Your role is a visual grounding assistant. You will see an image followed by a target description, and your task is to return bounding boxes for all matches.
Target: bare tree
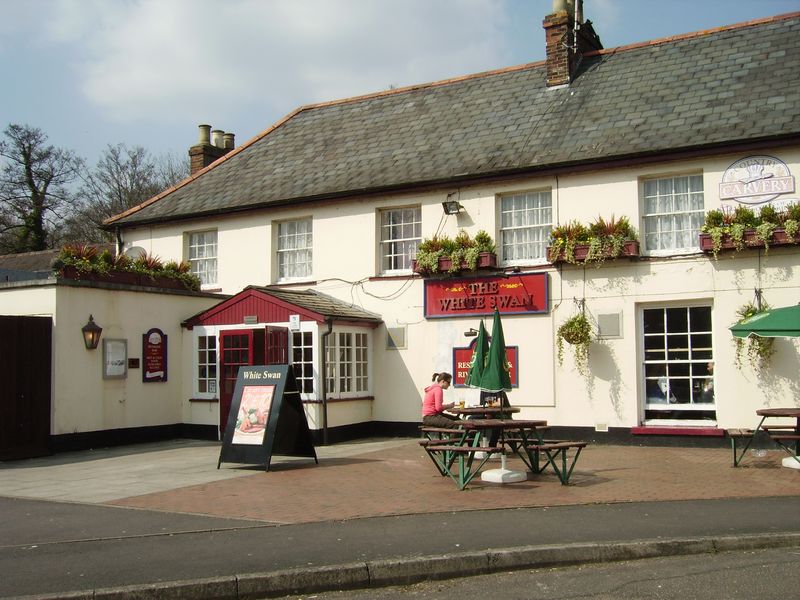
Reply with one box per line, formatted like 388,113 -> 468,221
65,144 -> 189,243
0,124 -> 83,253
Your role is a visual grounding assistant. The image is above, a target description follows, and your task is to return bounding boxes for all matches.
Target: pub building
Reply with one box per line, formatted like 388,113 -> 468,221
2,3 -> 799,457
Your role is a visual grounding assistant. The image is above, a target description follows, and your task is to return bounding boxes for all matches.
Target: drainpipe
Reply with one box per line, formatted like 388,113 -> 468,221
320,317 -> 334,445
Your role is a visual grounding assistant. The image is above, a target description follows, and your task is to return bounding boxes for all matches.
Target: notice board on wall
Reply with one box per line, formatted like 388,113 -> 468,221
217,365 -> 318,471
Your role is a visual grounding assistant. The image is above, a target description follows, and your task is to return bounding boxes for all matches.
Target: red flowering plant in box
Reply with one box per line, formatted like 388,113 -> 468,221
548,215 -> 639,266
700,202 -> 800,259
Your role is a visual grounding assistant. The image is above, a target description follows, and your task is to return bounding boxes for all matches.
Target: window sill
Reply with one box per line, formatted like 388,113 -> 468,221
200,286 -> 222,293
369,273 -> 417,281
189,397 -> 219,403
633,425 -> 723,436
273,279 -> 318,287
303,396 -> 374,404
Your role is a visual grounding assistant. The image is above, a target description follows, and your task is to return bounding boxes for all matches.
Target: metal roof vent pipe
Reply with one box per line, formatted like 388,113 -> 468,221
223,132 -> 235,150
211,129 -> 225,148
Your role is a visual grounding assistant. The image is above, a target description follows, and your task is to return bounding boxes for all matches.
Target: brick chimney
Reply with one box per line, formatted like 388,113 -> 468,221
188,124 -> 234,175
543,0 -> 602,87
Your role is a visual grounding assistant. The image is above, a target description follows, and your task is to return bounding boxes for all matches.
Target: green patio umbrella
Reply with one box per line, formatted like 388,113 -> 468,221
730,304 -> 800,338
464,320 -> 489,388
479,309 -> 512,393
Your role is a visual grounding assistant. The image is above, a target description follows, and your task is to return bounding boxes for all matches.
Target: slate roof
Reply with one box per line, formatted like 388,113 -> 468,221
251,286 -> 383,323
108,14 -> 800,227
0,249 -> 61,275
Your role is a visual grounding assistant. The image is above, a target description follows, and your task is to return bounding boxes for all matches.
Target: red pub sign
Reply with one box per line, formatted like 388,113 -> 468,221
142,328 -> 168,383
423,272 -> 549,319
452,343 -> 518,388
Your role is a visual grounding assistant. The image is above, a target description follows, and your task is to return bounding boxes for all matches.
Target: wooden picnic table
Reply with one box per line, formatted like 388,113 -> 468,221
420,418 -> 587,488
729,407 -> 800,467
449,406 -> 521,419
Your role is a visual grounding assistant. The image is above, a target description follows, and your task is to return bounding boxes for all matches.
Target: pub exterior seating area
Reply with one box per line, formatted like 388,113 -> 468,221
2,4 -> 799,466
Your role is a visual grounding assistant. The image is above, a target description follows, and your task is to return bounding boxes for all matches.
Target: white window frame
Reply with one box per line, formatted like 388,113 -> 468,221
641,304 -> 716,426
499,190 -> 552,266
193,327 -> 218,399
277,218 -> 313,282
379,206 -> 421,274
641,174 -> 705,255
291,328 -> 316,398
187,230 -> 218,289
325,328 -> 372,399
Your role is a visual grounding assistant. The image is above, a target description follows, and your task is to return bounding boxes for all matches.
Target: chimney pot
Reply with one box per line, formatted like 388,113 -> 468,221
211,129 -> 225,148
552,0 -> 571,14
543,0 -> 599,87
198,124 -> 211,145
223,132 -> 235,150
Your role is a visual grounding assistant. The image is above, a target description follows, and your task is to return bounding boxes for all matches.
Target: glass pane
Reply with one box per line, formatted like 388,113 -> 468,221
643,309 -> 664,334
689,307 -> 711,331
645,363 -> 666,377
669,379 -> 690,403
666,308 -> 688,333
666,334 -> 689,360
644,336 -> 665,360
669,363 -> 690,377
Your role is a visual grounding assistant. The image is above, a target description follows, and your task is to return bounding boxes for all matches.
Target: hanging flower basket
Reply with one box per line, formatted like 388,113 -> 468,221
556,312 -> 593,376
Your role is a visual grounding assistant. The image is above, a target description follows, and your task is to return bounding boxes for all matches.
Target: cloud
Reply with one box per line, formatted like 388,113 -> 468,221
40,0 -> 510,126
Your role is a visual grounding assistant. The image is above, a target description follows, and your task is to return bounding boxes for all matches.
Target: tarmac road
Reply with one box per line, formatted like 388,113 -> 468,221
2,495 -> 800,598
276,546 -> 800,600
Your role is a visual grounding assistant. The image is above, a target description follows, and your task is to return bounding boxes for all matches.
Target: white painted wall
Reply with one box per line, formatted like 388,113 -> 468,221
1,282 -> 218,436
114,145 -> 800,431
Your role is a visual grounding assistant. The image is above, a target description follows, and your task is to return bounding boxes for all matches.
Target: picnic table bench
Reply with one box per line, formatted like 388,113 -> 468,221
423,444 -> 506,490
419,418 -> 589,489
729,408 -> 800,467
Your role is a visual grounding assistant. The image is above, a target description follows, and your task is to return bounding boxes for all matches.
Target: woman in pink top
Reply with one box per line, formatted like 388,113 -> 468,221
422,372 -> 461,429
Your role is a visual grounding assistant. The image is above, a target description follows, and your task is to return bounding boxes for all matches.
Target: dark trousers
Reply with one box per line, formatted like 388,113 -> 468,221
422,413 -> 462,429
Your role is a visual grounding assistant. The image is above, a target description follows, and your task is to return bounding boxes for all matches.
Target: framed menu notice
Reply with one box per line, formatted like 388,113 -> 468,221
218,365 -> 318,471
103,339 -> 127,379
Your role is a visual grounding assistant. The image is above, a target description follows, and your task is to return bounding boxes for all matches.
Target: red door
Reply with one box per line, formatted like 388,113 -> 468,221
265,326 -> 289,364
219,330 -> 253,436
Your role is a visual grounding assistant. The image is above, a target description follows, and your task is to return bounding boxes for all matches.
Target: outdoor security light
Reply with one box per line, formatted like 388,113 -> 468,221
442,200 -> 464,215
464,328 -> 479,337
82,315 -> 102,350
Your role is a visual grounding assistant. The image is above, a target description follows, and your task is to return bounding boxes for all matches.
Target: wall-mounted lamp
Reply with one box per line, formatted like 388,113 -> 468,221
442,200 -> 464,215
81,315 -> 102,350
464,328 -> 479,337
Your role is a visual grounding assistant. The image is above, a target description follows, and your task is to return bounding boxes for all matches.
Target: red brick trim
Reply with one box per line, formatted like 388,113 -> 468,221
632,426 -> 724,437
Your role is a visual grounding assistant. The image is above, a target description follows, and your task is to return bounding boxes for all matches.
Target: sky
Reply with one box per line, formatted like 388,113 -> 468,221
1,0 -> 798,167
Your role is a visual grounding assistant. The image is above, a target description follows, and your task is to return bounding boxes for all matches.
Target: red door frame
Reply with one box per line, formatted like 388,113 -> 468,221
217,327 -> 290,437
219,329 -> 253,436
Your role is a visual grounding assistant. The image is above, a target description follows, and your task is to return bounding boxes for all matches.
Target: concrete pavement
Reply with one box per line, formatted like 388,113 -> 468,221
0,438 -> 798,598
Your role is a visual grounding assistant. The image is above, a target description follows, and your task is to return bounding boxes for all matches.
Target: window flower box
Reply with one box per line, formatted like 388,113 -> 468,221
412,251 -> 497,275
59,265 -> 141,286
54,245 -> 201,291
700,204 -> 800,259
411,230 -> 497,276
698,228 -> 800,254
59,265 -> 191,290
547,239 -> 640,265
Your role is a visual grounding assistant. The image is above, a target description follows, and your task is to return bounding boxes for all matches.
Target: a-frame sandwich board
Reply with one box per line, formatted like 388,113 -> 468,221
218,365 -> 318,470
